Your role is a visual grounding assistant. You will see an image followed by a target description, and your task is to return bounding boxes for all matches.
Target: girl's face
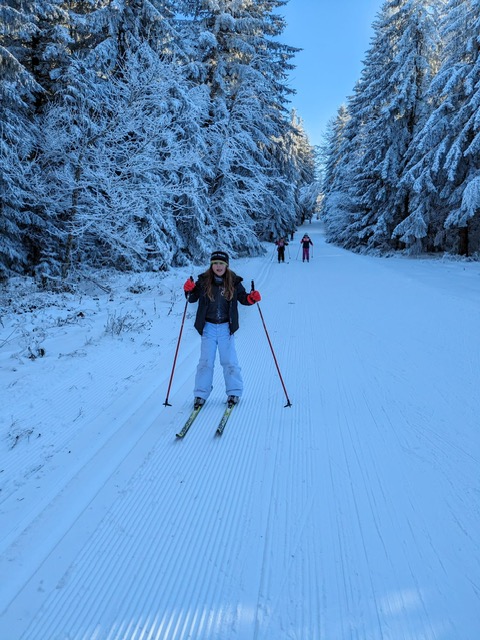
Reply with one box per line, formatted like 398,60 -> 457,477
211,261 -> 227,277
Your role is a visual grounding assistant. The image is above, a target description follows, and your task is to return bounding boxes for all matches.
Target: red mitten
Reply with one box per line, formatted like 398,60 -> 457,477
183,278 -> 195,292
247,290 -> 261,304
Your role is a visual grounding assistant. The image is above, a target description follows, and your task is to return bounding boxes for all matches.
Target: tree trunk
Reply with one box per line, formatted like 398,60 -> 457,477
458,226 -> 469,257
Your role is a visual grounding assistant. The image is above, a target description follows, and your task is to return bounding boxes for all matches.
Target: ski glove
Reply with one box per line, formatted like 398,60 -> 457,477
183,278 -> 195,293
247,290 -> 261,304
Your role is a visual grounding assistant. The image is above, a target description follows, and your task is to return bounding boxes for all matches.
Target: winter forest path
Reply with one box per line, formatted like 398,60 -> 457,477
1,221 -> 479,639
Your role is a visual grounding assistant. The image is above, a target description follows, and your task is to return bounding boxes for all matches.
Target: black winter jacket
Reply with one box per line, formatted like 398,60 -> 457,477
188,272 -> 251,335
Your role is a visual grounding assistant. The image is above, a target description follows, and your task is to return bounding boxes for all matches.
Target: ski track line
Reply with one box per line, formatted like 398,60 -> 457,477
250,258 -> 332,638
2,224 -> 480,639
0,389 -> 188,637
0,333 -> 199,554
0,296 -> 200,524
314,252 -> 433,638
325,269 -> 478,638
6,256 -> 279,640
17,384 -> 279,637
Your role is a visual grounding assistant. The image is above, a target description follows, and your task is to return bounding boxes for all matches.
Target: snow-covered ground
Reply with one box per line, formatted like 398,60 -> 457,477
1,222 -> 479,639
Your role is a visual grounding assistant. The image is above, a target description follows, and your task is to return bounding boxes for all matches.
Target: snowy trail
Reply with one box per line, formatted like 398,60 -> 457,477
1,222 -> 479,639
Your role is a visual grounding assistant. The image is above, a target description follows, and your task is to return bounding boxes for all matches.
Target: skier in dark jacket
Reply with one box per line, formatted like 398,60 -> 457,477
300,234 -> 313,262
275,237 -> 288,263
183,250 -> 261,409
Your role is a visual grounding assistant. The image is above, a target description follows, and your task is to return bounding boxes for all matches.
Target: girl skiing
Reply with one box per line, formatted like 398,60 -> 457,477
275,237 -> 288,263
183,251 -> 261,409
300,234 -> 313,262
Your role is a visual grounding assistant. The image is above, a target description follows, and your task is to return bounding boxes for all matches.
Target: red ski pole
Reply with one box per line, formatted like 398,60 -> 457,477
251,280 -> 292,407
163,277 -> 193,406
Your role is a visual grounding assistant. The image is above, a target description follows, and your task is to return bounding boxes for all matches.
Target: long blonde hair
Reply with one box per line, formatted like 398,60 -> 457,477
202,266 -> 235,301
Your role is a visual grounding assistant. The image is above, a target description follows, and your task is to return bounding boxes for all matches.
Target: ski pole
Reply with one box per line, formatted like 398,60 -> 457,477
251,280 -> 292,407
295,245 -> 301,260
163,277 -> 193,406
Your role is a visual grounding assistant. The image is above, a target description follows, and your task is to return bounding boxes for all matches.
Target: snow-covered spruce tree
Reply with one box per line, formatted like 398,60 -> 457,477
77,0 -> 215,269
320,9 -> 395,251
0,0 -> 127,279
442,0 -> 480,256
67,0 -> 221,268
32,61 -> 114,278
30,0 -> 210,275
320,105 -> 359,244
25,1 -> 73,109
250,42 -> 317,242
177,0 -> 301,260
320,106 -> 349,201
284,110 -> 319,227
347,0 -> 439,252
322,72 -> 389,251
399,0 -> 480,256
256,121 -> 293,240
392,0 -> 465,255
0,1 -> 44,278
321,0 -> 440,253
91,0 -> 181,73
34,47 -> 209,275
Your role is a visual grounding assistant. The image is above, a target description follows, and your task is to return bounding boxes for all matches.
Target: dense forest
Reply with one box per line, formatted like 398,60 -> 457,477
1,0 -> 318,282
320,0 -> 480,258
2,0 -> 480,287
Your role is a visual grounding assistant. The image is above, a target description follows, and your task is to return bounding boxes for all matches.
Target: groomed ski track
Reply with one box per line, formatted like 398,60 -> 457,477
1,222 -> 479,639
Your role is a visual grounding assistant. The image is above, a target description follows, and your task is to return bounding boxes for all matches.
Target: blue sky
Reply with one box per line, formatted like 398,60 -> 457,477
279,0 -> 384,147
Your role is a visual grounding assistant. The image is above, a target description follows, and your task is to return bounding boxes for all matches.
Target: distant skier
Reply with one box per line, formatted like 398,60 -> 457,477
275,237 -> 288,263
300,234 -> 313,262
183,251 -> 261,409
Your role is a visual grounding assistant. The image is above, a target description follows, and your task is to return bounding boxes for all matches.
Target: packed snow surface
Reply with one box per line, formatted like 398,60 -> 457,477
1,222 -> 479,639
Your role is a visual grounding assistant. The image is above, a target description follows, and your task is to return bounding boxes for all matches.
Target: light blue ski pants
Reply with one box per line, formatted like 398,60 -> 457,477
194,322 -> 243,400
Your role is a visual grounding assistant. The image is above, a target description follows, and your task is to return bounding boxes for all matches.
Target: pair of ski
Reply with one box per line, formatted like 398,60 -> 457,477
176,401 -> 236,438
